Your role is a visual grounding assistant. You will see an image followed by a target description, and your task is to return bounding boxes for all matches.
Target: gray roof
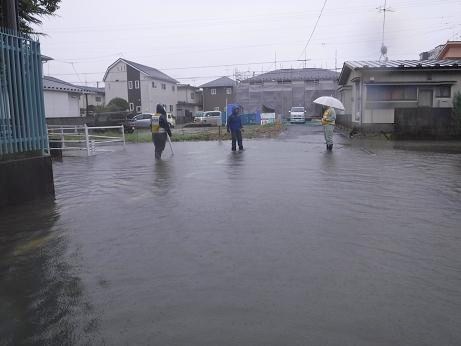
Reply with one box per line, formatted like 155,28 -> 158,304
122,59 -> 178,84
78,86 -> 105,94
200,76 -> 235,88
339,59 -> 461,85
43,76 -> 84,93
241,68 -> 339,83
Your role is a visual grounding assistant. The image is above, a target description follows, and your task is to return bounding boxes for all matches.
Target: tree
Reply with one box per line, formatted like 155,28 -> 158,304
0,0 -> 61,34
106,98 -> 129,112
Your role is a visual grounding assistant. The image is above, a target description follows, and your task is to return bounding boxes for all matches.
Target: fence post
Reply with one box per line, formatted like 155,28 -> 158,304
60,127 -> 65,148
84,124 -> 90,156
121,125 -> 126,148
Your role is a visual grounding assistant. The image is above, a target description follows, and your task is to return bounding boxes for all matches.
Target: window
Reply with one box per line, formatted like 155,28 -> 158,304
135,80 -> 140,89
161,83 -> 166,90
436,85 -> 451,98
136,106 -> 141,112
172,85 -> 175,91
169,105 -> 174,112
95,96 -> 102,102
211,88 -> 217,95
152,81 -> 156,88
191,92 -> 195,99
128,81 -> 133,89
214,107 -> 220,111
129,103 -> 134,111
367,85 -> 417,101
226,88 -> 232,95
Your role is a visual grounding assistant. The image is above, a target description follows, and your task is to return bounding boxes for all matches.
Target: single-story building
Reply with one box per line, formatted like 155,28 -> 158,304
337,59 -> 461,134
43,76 -> 84,118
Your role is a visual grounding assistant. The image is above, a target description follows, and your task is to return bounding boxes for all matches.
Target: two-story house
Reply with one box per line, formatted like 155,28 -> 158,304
177,84 -> 202,123
200,76 -> 236,112
103,58 -> 178,114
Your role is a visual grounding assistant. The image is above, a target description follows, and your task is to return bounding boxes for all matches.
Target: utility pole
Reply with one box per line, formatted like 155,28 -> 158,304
2,0 -> 19,31
335,49 -> 338,71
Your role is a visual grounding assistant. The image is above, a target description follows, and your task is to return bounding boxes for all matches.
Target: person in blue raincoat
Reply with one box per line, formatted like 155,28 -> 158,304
321,105 -> 336,151
226,106 -> 244,151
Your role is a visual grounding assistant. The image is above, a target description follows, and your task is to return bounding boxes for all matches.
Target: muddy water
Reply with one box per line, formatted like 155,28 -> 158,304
1,127 -> 461,345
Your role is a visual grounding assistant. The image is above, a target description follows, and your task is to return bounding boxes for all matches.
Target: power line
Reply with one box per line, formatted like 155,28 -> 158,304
297,0 -> 327,63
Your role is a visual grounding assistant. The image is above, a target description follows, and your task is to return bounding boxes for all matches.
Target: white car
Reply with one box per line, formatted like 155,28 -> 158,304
289,107 -> 306,124
194,111 -> 222,125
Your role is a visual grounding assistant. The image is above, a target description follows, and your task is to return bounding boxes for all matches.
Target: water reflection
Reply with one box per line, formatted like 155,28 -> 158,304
0,201 -> 100,345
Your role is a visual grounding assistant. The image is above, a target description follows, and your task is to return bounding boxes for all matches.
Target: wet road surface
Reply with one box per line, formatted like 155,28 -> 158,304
1,124 -> 461,345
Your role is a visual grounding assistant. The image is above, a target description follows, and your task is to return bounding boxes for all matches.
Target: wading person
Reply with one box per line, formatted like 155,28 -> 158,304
226,106 -> 244,151
321,105 -> 336,151
151,104 -> 172,159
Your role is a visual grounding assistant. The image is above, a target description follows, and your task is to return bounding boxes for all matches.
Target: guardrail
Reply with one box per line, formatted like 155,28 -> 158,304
47,124 -> 125,156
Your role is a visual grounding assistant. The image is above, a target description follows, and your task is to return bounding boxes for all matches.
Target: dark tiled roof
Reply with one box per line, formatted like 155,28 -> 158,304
123,59 -> 178,84
241,68 -> 339,83
200,76 -> 236,88
43,76 -> 84,93
339,59 -> 461,85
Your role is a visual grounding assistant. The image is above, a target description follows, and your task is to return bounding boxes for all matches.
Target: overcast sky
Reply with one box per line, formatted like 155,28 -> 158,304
36,0 -> 461,87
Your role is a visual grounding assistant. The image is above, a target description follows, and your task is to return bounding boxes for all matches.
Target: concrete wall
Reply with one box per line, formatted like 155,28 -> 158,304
236,80 -> 337,116
44,91 -> 81,118
0,156 -> 55,208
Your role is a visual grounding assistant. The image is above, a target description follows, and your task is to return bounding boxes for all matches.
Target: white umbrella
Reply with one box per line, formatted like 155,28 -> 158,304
313,96 -> 345,111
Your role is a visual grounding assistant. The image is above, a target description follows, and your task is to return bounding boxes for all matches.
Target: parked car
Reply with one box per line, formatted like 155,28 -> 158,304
194,111 -> 222,125
127,112 -> 176,130
289,107 -> 306,124
127,113 -> 153,129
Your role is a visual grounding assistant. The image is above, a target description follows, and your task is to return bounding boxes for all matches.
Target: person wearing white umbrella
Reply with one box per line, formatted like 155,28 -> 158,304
314,96 -> 344,151
321,105 -> 336,151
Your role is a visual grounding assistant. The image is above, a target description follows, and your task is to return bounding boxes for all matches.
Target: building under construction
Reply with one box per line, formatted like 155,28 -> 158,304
235,68 -> 339,116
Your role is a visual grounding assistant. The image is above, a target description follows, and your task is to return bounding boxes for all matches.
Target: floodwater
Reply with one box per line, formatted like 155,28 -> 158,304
1,124 -> 461,345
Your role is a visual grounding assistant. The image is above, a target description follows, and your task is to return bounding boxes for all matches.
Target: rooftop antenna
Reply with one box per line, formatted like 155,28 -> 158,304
377,0 -> 394,62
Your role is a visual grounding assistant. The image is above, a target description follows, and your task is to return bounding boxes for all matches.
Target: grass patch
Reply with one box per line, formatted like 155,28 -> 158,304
122,123 -> 285,143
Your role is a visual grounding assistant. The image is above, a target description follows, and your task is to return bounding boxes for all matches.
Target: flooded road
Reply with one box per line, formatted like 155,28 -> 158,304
1,124 -> 461,345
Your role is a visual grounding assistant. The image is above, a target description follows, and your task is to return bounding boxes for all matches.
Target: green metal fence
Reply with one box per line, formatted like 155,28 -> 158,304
0,28 -> 48,157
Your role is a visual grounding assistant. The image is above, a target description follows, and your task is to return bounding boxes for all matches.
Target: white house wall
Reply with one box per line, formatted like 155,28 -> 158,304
79,93 -> 105,110
44,91 -> 80,118
140,74 -> 178,114
105,61 -> 128,104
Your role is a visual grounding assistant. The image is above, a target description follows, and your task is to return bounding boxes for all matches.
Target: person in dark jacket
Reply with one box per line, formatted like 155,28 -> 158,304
151,104 -> 172,159
226,106 -> 243,151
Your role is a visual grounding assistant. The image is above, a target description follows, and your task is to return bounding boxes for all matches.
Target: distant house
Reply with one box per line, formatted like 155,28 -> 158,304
103,58 -> 178,114
337,59 -> 461,134
78,86 -> 105,112
420,41 -> 461,60
200,77 -> 235,112
177,84 -> 202,123
236,68 -> 339,116
43,76 -> 83,118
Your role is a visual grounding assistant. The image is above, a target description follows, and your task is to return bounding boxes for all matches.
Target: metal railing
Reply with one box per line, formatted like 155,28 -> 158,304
47,124 -> 125,156
0,28 -> 48,157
